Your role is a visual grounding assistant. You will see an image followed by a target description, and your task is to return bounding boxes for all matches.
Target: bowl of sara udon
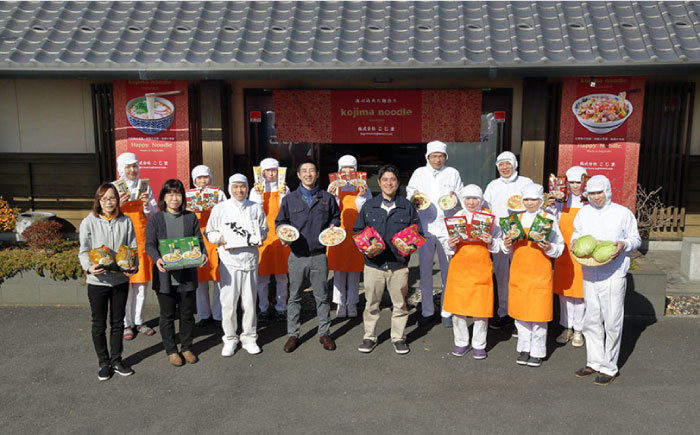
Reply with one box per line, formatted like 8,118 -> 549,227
126,96 -> 175,135
571,93 -> 633,134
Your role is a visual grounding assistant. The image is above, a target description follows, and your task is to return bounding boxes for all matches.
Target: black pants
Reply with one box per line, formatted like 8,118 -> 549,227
156,290 -> 196,355
87,283 -> 129,367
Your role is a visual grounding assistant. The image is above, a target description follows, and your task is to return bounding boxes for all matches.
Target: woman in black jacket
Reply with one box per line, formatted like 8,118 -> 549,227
145,179 -> 208,366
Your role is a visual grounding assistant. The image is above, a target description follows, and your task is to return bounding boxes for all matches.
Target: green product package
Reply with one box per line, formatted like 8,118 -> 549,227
528,214 -> 554,242
499,214 -> 526,241
158,237 -> 204,270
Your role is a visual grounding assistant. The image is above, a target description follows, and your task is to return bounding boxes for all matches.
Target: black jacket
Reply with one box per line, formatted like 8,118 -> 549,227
145,210 -> 205,294
353,194 -> 424,270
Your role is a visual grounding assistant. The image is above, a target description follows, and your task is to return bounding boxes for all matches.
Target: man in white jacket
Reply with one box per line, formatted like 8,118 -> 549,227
205,174 -> 268,357
406,140 -> 463,327
483,151 -> 533,330
571,175 -> 641,386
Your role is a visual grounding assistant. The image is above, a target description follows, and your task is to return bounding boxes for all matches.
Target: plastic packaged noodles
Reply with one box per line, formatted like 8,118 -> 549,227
528,214 -> 554,242
391,224 -> 426,257
499,214 -> 526,241
353,226 -> 385,258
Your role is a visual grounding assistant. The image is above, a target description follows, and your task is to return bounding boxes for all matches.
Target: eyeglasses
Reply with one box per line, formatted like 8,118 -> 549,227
100,197 -> 117,203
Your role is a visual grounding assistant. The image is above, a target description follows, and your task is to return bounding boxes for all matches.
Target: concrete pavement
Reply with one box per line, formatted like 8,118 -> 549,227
0,305 -> 699,435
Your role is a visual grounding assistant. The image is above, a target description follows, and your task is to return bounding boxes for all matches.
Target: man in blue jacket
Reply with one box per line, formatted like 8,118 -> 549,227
353,164 -> 424,355
276,159 -> 341,353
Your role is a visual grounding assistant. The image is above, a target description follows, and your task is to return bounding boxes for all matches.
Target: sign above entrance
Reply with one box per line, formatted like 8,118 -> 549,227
273,89 -> 481,144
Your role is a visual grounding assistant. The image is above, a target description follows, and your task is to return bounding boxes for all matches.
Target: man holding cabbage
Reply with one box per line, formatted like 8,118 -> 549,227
570,175 -> 640,386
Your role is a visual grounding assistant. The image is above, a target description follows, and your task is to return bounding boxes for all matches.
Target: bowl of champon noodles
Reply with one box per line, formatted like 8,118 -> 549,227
572,93 -> 633,134
126,96 -> 175,135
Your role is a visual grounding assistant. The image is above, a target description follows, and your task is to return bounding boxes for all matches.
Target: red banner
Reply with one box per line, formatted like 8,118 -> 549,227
274,89 -> 481,144
114,80 -> 189,194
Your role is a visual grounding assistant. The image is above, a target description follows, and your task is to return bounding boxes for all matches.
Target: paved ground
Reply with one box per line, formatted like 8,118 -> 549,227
1,305 -> 698,435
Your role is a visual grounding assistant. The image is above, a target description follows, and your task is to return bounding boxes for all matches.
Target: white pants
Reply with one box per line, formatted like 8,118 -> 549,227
257,274 -> 288,313
219,266 -> 258,345
559,295 -> 585,331
419,234 -> 450,317
583,277 -> 626,377
515,320 -> 547,358
332,271 -> 360,306
124,282 -> 147,328
453,315 -> 488,350
196,281 -> 222,321
492,252 -> 513,318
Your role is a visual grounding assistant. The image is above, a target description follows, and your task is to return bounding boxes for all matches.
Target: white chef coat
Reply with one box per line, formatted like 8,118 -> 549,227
406,164 -> 463,236
503,210 -> 565,259
483,173 -> 533,219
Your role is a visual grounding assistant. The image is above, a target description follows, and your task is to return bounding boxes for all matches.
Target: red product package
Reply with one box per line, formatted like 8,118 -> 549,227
391,224 -> 426,257
467,211 -> 495,241
548,173 -> 569,201
353,226 -> 386,258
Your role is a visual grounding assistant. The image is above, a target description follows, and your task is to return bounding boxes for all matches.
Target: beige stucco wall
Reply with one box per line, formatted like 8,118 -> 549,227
0,79 -> 95,153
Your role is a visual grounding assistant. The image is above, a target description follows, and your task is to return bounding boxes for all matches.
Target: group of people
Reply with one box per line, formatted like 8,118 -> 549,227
78,141 -> 640,387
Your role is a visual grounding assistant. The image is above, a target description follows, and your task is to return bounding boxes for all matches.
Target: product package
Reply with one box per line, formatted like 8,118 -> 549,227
353,226 -> 386,258
444,216 -> 469,240
468,211 -> 495,241
88,245 -> 115,268
136,178 -> 150,197
253,166 -> 263,192
186,187 -> 223,212
158,237 -> 204,270
499,213 -> 526,241
548,174 -> 568,201
581,174 -> 590,200
115,244 -> 137,271
391,224 -> 426,257
277,167 -> 287,192
112,179 -> 130,197
528,214 -> 554,242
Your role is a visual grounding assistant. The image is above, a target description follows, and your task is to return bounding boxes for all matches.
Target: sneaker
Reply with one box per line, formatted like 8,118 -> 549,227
258,311 -> 271,323
97,365 -> 112,381
451,345 -> 472,357
516,351 -> 530,365
555,328 -> 574,345
123,327 -> 134,340
416,314 -> 435,328
574,366 -> 598,378
392,340 -> 410,355
242,342 -> 262,355
336,304 -> 347,319
489,315 -> 514,330
358,339 -> 377,353
441,316 -> 453,328
113,361 -> 134,376
136,325 -> 155,336
572,331 -> 585,347
221,341 -> 237,357
347,304 -> 358,318
526,356 -> 542,367
594,374 -> 616,386
274,310 -> 287,322
473,348 -> 488,360
197,318 -> 212,327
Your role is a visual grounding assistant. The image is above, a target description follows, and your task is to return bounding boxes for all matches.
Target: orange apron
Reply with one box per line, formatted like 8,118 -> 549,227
553,206 -> 583,298
327,189 -> 365,273
121,200 -> 153,283
195,209 -> 220,282
258,191 -> 290,276
443,240 -> 494,318
508,227 -> 554,322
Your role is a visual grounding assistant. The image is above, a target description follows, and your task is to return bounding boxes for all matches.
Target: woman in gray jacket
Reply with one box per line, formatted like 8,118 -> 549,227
78,183 -> 138,381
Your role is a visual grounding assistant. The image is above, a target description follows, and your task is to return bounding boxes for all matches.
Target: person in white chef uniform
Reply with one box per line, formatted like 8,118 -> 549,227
406,140 -> 463,328
205,174 -> 268,357
571,175 -> 640,386
483,151 -> 533,331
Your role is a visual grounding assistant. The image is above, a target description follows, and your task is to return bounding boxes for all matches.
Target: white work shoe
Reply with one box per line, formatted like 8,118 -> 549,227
555,328 -> 574,345
347,304 -> 358,318
221,341 -> 237,357
242,342 -> 262,355
336,304 -> 347,319
571,331 -> 585,347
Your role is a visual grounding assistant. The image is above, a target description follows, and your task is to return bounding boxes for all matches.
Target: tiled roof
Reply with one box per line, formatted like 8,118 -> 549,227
1,1 -> 699,77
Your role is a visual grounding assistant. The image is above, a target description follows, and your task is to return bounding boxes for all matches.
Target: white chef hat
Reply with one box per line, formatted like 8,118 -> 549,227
117,152 -> 139,179
338,154 -> 357,171
191,164 -> 212,183
425,140 -> 449,160
521,183 -> 544,203
496,151 -> 518,170
585,175 -> 612,207
228,173 -> 248,190
565,166 -> 588,182
260,158 -> 279,171
457,184 -> 483,204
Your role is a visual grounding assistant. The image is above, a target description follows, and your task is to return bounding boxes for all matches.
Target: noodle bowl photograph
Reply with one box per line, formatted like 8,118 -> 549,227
126,96 -> 175,135
572,93 -> 633,134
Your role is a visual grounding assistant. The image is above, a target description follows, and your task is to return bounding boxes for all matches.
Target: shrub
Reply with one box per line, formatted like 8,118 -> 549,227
21,220 -> 63,252
0,197 -> 19,232
0,241 -> 84,285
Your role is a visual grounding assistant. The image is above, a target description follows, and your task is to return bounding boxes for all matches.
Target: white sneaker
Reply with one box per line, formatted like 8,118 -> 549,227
572,331 -> 585,347
336,304 -> 347,319
347,304 -> 358,318
242,342 -> 262,355
555,328 -> 574,345
221,341 -> 237,357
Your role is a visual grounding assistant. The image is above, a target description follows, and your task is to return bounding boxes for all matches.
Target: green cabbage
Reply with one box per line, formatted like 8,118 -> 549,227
573,235 -> 597,257
592,241 -> 617,263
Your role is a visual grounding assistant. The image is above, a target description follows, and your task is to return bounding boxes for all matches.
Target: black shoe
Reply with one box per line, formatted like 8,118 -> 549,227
392,340 -> 410,355
594,374 -> 616,386
258,311 -> 271,323
358,339 -> 377,353
526,356 -> 542,367
416,314 -> 435,328
98,365 -> 112,381
516,351 -> 529,365
489,315 -> 514,330
113,361 -> 134,377
274,310 -> 287,322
